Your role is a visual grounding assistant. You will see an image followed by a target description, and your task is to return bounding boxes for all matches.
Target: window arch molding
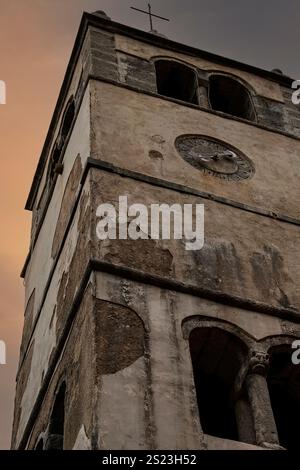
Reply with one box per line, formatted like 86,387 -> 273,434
151,55 -> 198,73
259,334 -> 300,353
183,318 -> 300,359
182,315 -> 256,350
207,71 -> 257,122
207,70 -> 257,95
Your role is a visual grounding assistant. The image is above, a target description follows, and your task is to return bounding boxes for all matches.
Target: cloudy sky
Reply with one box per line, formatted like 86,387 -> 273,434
0,0 -> 298,449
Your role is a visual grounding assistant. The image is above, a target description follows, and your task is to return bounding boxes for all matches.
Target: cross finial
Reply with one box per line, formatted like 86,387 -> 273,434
131,3 -> 170,33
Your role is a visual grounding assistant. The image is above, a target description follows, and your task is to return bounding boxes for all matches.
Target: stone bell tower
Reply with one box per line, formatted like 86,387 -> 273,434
12,10 -> 300,450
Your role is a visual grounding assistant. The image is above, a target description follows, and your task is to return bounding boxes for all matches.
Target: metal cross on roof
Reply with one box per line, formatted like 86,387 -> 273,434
131,3 -> 170,32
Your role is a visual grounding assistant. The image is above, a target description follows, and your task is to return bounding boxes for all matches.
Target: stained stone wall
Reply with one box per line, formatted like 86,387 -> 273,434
90,80 -> 300,221
89,168 -> 300,311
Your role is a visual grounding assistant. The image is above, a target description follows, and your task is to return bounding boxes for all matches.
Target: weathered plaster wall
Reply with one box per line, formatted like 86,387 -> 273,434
94,271 -> 300,450
90,81 -> 300,221
90,168 -> 300,312
21,268 -> 299,450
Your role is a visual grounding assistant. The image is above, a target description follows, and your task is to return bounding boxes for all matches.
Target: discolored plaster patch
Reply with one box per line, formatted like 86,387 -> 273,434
90,174 -> 174,277
94,299 -> 146,375
149,150 -> 164,160
250,244 -> 292,308
190,240 -> 244,292
103,237 -> 174,278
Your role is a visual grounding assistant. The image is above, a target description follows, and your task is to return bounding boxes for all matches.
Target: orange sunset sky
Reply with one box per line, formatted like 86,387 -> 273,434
0,0 -> 299,450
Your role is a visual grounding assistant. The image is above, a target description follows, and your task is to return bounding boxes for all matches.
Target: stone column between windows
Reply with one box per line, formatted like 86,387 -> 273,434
197,72 -> 210,108
244,351 -> 282,449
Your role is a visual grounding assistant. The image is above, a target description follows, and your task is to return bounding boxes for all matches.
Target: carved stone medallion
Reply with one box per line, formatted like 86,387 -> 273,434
175,135 -> 255,180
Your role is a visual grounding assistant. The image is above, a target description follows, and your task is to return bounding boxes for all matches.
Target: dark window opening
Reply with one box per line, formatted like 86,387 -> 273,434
209,75 -> 255,121
46,382 -> 66,450
48,143 -> 61,183
189,327 -> 248,441
61,99 -> 75,142
267,349 -> 300,451
35,438 -> 44,450
155,60 -> 198,104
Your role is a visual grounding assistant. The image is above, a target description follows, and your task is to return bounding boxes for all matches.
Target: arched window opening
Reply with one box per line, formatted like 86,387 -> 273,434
60,98 -> 75,143
155,60 -> 198,104
189,327 -> 248,442
267,348 -> 300,450
46,382 -> 66,450
209,75 -> 255,121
